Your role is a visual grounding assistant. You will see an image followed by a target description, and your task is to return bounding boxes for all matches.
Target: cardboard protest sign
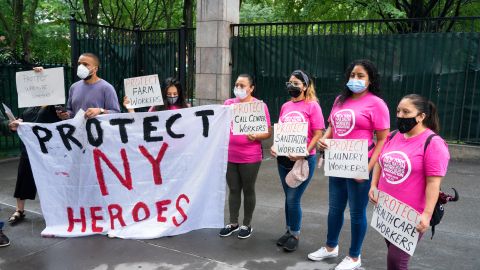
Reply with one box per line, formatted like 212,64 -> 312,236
324,139 -> 369,179
15,67 -> 65,108
273,122 -> 308,156
231,101 -> 268,135
17,105 -> 230,239
124,74 -> 163,109
371,190 -> 420,256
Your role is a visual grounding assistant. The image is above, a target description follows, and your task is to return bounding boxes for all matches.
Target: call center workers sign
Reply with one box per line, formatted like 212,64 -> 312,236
17,105 -> 230,239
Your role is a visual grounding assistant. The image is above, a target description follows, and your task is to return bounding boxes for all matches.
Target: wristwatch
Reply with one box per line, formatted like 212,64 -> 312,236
100,108 -> 105,114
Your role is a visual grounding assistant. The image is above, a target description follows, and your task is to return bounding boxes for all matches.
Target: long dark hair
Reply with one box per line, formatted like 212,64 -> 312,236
336,59 -> 381,104
154,77 -> 188,111
402,94 -> 440,133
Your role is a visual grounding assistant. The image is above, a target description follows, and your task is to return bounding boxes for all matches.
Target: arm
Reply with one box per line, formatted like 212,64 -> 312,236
247,126 -> 272,141
368,162 -> 382,203
368,129 -> 389,172
317,125 -> 332,150
416,176 -> 443,233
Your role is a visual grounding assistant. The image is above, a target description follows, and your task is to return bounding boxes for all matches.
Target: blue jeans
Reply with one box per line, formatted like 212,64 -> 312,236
0,221 -> 3,230
326,176 -> 371,258
278,154 -> 317,236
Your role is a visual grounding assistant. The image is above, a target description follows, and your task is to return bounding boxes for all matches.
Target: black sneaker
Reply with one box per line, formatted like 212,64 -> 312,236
0,230 -> 10,247
219,224 -> 239,237
283,235 -> 299,252
276,231 -> 291,246
238,225 -> 252,239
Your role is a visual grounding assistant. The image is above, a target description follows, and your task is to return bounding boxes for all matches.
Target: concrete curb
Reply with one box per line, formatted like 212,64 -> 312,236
0,156 -> 20,164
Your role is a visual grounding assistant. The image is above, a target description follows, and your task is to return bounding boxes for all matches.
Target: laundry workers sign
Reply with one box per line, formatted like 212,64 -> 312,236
17,105 -> 230,239
324,139 -> 369,179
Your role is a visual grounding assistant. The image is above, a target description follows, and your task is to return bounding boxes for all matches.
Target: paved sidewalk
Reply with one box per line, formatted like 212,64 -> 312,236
0,158 -> 479,270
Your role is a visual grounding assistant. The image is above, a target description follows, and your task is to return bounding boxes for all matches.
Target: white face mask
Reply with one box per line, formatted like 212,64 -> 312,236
77,64 -> 91,80
234,87 -> 248,100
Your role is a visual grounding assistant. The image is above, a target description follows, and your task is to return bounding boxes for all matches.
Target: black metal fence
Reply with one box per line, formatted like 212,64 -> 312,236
70,17 -> 196,106
231,17 -> 480,144
0,18 -> 195,155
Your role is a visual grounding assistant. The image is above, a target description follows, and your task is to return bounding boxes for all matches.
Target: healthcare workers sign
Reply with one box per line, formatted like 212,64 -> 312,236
17,105 -> 230,239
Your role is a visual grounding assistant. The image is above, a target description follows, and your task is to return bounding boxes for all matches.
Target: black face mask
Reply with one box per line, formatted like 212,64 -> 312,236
396,116 -> 418,133
287,85 -> 302,98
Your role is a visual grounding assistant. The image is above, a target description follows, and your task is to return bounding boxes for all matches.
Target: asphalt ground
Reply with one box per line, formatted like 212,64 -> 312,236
0,157 -> 478,270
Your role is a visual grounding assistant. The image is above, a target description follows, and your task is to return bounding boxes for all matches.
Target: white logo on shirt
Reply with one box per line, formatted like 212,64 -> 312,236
281,111 -> 306,123
333,109 -> 355,136
380,151 -> 412,185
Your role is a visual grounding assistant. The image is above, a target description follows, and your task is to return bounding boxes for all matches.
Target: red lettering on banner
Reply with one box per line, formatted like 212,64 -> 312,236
67,207 -> 86,232
132,201 -> 151,222
155,200 -> 172,222
93,148 -> 133,196
139,143 -> 169,185
90,206 -> 104,232
173,194 -> 190,227
108,204 -> 126,229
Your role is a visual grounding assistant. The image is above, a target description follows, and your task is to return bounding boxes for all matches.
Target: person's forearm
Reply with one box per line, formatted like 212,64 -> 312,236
307,130 -> 323,152
371,163 -> 381,188
424,176 -> 442,216
322,126 -> 332,140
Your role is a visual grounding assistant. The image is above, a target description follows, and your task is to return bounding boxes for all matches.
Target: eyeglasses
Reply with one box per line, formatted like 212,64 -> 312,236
285,82 -> 303,87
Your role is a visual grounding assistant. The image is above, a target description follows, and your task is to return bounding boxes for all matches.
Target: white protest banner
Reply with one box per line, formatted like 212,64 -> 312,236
324,139 -> 369,179
371,190 -> 420,256
124,74 -> 163,109
231,101 -> 268,135
2,103 -> 16,121
16,67 -> 65,108
273,122 -> 308,156
17,105 -> 230,239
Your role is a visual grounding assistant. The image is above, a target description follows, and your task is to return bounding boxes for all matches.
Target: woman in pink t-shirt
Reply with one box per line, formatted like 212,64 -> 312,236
123,77 -> 191,112
271,70 -> 325,252
309,60 -> 390,270
219,74 -> 272,239
369,94 -> 450,270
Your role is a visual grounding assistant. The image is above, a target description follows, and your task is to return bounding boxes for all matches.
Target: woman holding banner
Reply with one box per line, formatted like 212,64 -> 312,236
123,77 -> 190,112
369,94 -> 449,270
219,74 -> 272,239
309,60 -> 389,270
270,70 -> 324,252
7,105 -> 60,225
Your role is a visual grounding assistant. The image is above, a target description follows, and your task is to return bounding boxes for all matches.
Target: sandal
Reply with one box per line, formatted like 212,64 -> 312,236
8,210 -> 25,225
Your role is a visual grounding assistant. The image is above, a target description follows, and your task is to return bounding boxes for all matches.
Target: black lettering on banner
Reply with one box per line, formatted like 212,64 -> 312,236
32,126 -> 53,154
56,124 -> 83,151
166,113 -> 185,139
143,116 -> 163,142
110,118 -> 135,144
195,110 -> 214,137
86,118 -> 104,147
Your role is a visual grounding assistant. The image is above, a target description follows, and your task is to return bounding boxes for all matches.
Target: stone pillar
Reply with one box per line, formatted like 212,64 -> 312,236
195,0 -> 239,105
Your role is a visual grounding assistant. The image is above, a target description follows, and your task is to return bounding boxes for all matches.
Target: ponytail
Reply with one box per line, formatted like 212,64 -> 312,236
305,80 -> 318,102
424,100 -> 440,133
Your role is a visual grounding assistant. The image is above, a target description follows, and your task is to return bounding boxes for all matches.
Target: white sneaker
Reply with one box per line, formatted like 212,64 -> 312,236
307,246 -> 339,261
335,256 -> 361,270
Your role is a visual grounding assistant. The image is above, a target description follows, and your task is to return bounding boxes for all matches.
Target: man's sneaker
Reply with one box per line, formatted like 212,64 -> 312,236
335,256 -> 361,270
237,225 -> 252,239
0,230 -> 10,247
276,231 -> 291,246
283,236 -> 299,252
219,224 -> 239,237
308,246 -> 339,261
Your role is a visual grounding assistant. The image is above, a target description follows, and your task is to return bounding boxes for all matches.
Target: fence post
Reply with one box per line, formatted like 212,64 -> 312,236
69,13 -> 78,83
134,25 -> 143,76
179,23 -> 187,94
